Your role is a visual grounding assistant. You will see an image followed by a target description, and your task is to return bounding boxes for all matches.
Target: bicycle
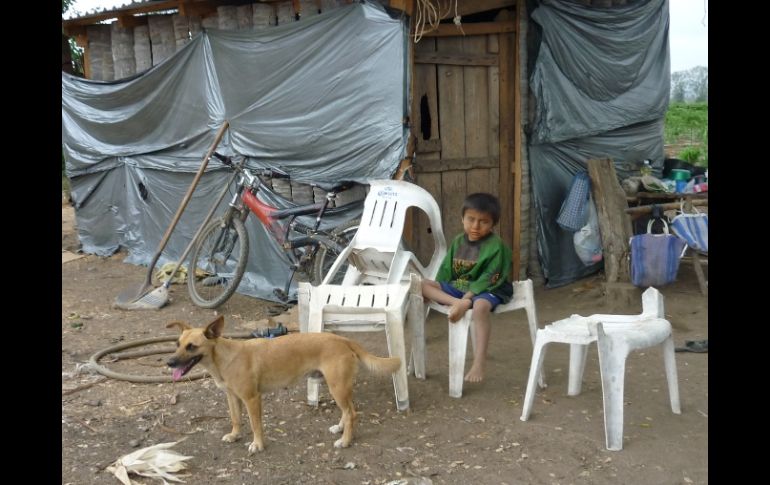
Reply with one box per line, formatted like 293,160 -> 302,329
187,153 -> 362,308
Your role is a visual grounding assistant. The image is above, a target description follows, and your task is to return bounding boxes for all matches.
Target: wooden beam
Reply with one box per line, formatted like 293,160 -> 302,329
389,0 -> 415,16
415,156 -> 499,173
117,15 -> 148,29
422,21 -> 515,37
434,0 -> 515,19
63,25 -> 86,40
177,1 -> 219,19
83,42 -> 91,79
416,138 -> 442,153
63,0 -> 182,27
62,0 -> 243,28
414,52 -> 498,66
74,33 -> 88,49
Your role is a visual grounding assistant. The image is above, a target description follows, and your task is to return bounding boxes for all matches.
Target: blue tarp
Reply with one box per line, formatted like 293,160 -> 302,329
528,0 -> 670,287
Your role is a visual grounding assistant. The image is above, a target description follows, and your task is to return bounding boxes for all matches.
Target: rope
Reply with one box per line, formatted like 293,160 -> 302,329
413,0 -> 463,43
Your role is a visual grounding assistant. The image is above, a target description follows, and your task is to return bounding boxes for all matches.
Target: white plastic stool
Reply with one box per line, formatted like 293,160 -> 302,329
519,287 -> 681,451
428,279 -> 545,398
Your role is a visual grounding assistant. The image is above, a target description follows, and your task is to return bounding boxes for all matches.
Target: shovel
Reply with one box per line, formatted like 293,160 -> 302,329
114,121 -> 229,310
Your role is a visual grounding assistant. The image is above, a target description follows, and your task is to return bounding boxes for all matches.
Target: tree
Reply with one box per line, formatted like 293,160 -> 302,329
670,66 -> 708,103
62,0 -> 84,76
671,72 -> 686,102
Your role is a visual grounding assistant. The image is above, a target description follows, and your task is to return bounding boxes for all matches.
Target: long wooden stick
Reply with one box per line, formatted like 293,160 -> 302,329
142,121 -> 230,287
625,199 -> 708,219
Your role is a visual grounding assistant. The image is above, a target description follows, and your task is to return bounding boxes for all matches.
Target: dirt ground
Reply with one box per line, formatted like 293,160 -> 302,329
61,204 -> 707,485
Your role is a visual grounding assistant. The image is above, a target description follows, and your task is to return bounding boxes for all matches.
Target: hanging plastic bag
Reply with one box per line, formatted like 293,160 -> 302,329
557,171 -> 591,232
671,202 -> 708,254
573,195 -> 603,265
629,218 -> 687,288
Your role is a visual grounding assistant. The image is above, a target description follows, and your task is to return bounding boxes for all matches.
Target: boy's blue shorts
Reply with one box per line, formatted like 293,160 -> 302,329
439,282 -> 503,310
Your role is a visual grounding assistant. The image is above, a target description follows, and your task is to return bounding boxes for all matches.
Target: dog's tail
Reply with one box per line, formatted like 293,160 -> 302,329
348,340 -> 401,375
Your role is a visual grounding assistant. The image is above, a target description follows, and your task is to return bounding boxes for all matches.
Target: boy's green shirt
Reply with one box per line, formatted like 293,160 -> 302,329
436,232 -> 514,302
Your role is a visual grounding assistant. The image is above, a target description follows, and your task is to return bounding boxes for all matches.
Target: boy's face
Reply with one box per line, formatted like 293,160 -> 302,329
462,208 -> 495,241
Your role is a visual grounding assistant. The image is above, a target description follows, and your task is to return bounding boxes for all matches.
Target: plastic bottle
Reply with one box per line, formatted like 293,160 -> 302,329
640,159 -> 653,177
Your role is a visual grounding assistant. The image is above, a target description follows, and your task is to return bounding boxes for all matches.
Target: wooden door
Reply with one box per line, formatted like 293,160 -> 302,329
409,22 -> 515,268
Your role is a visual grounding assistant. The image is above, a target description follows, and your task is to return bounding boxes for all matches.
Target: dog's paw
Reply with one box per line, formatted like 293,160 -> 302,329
334,437 -> 351,448
221,432 -> 240,443
329,424 -> 343,434
248,441 -> 264,454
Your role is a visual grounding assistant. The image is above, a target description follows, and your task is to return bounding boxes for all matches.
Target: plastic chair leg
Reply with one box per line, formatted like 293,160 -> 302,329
297,283 -> 311,333
305,304 -> 325,406
662,335 -> 682,414
408,292 -> 426,380
385,314 -> 410,411
307,376 -> 322,407
520,333 -> 550,421
597,327 -> 629,451
568,343 -> 589,396
448,313 -> 472,398
524,299 -> 547,389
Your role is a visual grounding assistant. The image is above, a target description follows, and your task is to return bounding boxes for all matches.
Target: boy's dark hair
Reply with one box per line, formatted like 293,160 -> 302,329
462,193 -> 501,224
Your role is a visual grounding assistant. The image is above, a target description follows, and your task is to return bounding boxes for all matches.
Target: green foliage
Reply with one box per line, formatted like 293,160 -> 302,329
678,146 -> 703,164
665,102 -> 708,167
68,38 -> 85,76
664,102 -> 708,144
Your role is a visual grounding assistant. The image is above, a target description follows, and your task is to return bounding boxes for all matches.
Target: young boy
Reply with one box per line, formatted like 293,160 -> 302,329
422,193 -> 514,383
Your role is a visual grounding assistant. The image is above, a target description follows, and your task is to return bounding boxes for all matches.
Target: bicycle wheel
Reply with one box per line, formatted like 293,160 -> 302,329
187,215 -> 249,308
311,218 -> 360,285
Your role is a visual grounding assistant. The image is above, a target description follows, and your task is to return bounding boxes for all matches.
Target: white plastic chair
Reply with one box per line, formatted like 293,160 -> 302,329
322,180 -> 447,286
299,180 -> 447,412
427,278 -> 545,398
297,273 -> 424,411
519,287 -> 681,451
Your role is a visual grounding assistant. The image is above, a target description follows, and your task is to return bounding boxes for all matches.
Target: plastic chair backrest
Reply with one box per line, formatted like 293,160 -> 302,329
324,180 -> 447,284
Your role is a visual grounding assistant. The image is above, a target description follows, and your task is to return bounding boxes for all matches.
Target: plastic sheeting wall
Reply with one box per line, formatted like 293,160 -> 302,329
528,0 -> 669,287
61,2 -> 409,301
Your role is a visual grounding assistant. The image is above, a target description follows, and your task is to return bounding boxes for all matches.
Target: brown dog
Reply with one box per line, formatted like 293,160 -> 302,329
166,315 -> 401,453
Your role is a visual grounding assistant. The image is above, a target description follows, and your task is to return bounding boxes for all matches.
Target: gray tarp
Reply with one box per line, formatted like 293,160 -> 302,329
528,0 -> 669,287
61,1 -> 409,301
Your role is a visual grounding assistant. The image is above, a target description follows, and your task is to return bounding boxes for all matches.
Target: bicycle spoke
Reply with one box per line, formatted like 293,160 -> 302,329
188,216 -> 249,308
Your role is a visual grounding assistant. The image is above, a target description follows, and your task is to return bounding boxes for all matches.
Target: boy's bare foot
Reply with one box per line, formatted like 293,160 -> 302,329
464,363 -> 485,382
448,299 -> 472,322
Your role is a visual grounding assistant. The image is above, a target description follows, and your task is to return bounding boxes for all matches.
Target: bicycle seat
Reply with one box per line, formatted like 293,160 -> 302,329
312,181 -> 355,193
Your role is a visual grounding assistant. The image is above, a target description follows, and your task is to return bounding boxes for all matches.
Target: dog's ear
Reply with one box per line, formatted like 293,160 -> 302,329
166,321 -> 191,332
204,315 -> 225,339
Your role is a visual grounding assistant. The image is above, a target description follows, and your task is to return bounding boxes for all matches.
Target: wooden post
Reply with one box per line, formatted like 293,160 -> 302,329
587,158 -> 637,308
512,0 -> 523,280
496,9 -> 515,278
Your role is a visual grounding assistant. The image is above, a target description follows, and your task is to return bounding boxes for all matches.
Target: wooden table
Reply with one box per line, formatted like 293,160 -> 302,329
625,191 -> 708,220
624,191 -> 708,297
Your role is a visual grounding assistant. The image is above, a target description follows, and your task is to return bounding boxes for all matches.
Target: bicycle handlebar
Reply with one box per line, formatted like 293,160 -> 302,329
212,152 -> 290,180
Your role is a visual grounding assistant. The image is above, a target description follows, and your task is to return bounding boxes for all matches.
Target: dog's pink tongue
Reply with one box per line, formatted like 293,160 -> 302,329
173,368 -> 183,381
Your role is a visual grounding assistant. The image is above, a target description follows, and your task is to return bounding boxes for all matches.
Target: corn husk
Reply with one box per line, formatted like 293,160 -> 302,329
106,440 -> 192,485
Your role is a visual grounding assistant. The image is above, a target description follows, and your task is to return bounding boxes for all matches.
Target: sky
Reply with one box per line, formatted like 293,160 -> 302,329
668,0 -> 708,72
64,0 -> 707,73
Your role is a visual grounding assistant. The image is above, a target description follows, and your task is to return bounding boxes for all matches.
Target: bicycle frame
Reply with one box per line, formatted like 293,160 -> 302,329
188,154 -> 362,306
223,159 -> 357,292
